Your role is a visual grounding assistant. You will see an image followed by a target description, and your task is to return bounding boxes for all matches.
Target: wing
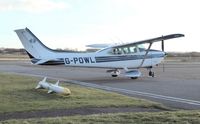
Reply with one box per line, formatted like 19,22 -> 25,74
86,44 -> 111,49
112,34 -> 184,48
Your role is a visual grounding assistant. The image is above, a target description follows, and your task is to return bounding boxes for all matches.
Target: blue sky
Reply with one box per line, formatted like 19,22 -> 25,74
0,0 -> 199,52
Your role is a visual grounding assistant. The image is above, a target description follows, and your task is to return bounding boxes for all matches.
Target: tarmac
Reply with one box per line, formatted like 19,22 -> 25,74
1,60 -> 200,110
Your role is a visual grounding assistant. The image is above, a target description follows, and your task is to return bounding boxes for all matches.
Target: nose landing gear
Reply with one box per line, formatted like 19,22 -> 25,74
149,70 -> 155,77
147,67 -> 155,77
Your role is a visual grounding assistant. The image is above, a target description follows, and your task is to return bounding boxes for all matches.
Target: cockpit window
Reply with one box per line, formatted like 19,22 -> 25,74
138,45 -> 146,52
112,48 -> 122,54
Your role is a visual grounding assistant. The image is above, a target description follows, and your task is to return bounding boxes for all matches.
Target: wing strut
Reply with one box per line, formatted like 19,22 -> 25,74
138,42 -> 153,68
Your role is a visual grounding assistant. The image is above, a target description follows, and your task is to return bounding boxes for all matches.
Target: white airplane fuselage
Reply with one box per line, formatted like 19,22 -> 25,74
33,50 -> 165,69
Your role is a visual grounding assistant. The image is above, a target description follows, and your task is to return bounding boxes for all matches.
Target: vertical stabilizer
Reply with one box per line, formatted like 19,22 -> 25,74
15,28 -> 56,59
55,80 -> 60,86
42,77 -> 47,82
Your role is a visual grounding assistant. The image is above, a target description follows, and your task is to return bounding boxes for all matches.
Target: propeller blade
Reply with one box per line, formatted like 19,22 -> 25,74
161,36 -> 165,72
161,40 -> 164,51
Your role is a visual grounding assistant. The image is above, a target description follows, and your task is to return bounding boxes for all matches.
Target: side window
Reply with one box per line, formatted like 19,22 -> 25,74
112,48 -> 117,54
117,48 -> 123,54
112,48 -> 123,55
129,46 -> 137,53
122,47 -> 129,54
111,45 -> 144,55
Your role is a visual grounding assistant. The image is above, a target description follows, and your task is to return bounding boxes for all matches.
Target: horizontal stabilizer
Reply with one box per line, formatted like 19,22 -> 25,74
35,84 -> 41,89
35,59 -> 50,65
48,90 -> 53,94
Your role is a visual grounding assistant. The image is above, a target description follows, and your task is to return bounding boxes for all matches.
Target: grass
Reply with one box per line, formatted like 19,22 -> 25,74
1,73 -> 200,123
0,73 -> 161,113
2,111 -> 200,124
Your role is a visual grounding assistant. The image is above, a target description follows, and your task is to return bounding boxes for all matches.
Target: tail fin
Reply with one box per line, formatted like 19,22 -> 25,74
55,80 -> 60,86
42,77 -> 47,82
14,28 -> 56,60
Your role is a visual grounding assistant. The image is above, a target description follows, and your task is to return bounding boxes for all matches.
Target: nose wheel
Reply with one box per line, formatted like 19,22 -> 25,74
149,70 -> 155,77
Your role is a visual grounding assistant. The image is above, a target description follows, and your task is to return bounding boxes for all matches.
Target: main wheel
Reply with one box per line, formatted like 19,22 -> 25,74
131,77 -> 138,79
111,75 -> 118,77
149,71 -> 155,77
149,71 -> 152,76
151,72 -> 155,77
111,70 -> 120,77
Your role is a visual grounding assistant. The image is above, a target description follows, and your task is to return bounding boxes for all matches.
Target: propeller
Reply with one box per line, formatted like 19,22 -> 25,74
161,40 -> 164,51
161,36 -> 165,72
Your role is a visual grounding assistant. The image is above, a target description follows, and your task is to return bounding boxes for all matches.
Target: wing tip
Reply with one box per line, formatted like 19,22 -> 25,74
174,34 -> 185,38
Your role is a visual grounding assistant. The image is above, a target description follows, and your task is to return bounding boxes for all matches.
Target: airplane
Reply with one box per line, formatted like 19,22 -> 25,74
15,28 -> 184,79
36,77 -> 71,95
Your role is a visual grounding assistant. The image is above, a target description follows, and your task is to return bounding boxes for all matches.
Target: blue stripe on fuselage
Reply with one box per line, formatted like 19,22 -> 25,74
95,54 -> 164,63
31,54 -> 164,65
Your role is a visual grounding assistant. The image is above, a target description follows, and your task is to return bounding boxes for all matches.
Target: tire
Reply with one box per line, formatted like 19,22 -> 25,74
151,72 -> 155,77
131,77 -> 138,79
111,75 -> 118,77
149,71 -> 152,76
